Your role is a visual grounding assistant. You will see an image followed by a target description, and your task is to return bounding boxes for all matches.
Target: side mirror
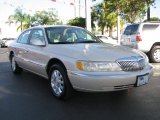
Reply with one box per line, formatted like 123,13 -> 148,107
30,39 -> 46,46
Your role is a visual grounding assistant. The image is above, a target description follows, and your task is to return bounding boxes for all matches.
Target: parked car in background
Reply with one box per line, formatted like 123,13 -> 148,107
0,39 -> 5,48
8,25 -> 153,100
96,35 -> 118,45
121,22 -> 160,63
2,38 -> 16,47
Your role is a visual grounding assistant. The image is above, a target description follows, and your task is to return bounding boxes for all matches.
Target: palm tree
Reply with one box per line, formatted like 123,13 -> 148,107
92,2 -> 121,36
5,16 -> 14,26
92,2 -> 110,35
8,8 -> 26,32
23,14 -> 36,29
6,8 -> 60,31
33,10 -> 58,25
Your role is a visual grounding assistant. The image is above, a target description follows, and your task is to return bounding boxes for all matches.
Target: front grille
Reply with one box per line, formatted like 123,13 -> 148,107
114,84 -> 134,90
117,56 -> 145,72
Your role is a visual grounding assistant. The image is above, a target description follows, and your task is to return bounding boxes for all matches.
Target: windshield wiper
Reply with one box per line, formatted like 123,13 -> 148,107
76,40 -> 100,43
52,42 -> 74,44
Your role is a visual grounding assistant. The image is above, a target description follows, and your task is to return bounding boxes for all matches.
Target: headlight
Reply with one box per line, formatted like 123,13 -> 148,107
133,49 -> 149,65
76,61 -> 122,72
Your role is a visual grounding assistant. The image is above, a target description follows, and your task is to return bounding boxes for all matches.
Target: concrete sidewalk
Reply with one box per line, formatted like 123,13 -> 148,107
152,63 -> 160,76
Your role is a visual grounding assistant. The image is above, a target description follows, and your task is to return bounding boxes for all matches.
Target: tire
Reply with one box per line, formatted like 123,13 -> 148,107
150,45 -> 160,63
49,64 -> 73,100
10,54 -> 23,74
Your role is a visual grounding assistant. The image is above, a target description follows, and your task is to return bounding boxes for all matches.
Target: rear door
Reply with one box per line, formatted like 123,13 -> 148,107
14,30 -> 31,69
141,24 -> 160,45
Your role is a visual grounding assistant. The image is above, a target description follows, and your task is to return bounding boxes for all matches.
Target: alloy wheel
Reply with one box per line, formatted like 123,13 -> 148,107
153,49 -> 160,62
11,56 -> 16,71
51,69 -> 64,96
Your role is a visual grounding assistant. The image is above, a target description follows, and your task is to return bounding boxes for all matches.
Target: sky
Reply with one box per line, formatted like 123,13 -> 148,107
0,0 -> 159,23
0,0 -> 159,37
0,0 -> 103,37
0,0 -> 103,23
0,0 -> 88,37
0,0 -> 78,23
150,0 -> 160,18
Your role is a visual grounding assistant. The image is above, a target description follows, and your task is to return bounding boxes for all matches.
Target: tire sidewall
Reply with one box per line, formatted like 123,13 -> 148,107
10,54 -> 22,74
11,54 -> 16,73
49,64 -> 68,99
150,46 -> 160,63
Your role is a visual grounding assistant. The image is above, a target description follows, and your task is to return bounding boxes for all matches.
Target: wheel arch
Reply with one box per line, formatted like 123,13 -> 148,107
149,43 -> 160,63
46,58 -> 67,77
150,42 -> 160,51
9,51 -> 14,61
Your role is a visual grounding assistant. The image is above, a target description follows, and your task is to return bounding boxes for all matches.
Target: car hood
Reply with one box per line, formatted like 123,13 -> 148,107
48,43 -> 144,61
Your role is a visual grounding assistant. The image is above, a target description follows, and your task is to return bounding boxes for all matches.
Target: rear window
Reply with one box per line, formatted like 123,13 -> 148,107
124,24 -> 139,35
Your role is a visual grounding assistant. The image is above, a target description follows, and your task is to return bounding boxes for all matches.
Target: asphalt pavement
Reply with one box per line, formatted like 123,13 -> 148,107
0,48 -> 160,120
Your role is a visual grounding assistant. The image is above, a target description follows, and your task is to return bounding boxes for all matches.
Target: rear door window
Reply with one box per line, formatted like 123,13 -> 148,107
142,24 -> 159,32
124,24 -> 139,35
18,30 -> 31,44
142,24 -> 160,38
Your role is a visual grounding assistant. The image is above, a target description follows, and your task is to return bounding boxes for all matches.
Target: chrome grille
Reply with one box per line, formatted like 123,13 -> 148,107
114,84 -> 134,90
117,56 -> 145,71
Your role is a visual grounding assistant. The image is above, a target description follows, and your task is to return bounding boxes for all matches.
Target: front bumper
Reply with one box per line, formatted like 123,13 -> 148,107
67,65 -> 153,92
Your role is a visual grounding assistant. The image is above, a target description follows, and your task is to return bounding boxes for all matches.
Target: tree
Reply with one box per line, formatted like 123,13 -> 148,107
103,0 -> 155,23
122,0 -> 146,23
33,9 -> 59,25
5,17 -> 13,26
91,0 -> 155,36
91,2 -> 118,36
22,14 -> 36,29
8,8 -> 26,32
144,17 -> 160,22
7,8 -> 60,31
67,17 -> 86,28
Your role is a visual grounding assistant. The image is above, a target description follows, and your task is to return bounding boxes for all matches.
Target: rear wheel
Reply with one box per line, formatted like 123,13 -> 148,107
49,64 -> 73,100
10,54 -> 23,74
150,45 -> 160,63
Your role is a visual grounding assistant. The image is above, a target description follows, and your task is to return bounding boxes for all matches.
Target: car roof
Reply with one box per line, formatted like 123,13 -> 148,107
127,22 -> 160,26
27,25 -> 83,30
96,35 -> 108,37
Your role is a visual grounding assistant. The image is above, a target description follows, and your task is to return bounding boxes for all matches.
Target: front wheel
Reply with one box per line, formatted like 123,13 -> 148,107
150,45 -> 160,63
10,54 -> 23,74
49,64 -> 73,100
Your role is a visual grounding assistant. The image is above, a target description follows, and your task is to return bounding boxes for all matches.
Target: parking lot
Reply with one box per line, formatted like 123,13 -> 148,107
0,48 -> 160,120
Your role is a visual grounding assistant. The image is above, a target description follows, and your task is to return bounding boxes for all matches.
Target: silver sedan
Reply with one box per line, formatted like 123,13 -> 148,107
8,25 -> 153,100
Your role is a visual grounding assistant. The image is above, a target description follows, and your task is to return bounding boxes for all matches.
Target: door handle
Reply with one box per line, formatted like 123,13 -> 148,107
19,50 -> 28,54
24,50 -> 29,53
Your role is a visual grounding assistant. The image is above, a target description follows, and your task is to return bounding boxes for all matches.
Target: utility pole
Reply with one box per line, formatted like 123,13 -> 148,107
74,0 -> 76,18
147,7 -> 150,21
79,0 -> 80,17
85,0 -> 92,32
117,11 -> 121,45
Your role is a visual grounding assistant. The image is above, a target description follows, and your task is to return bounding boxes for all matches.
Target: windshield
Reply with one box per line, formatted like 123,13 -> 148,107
45,27 -> 101,44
